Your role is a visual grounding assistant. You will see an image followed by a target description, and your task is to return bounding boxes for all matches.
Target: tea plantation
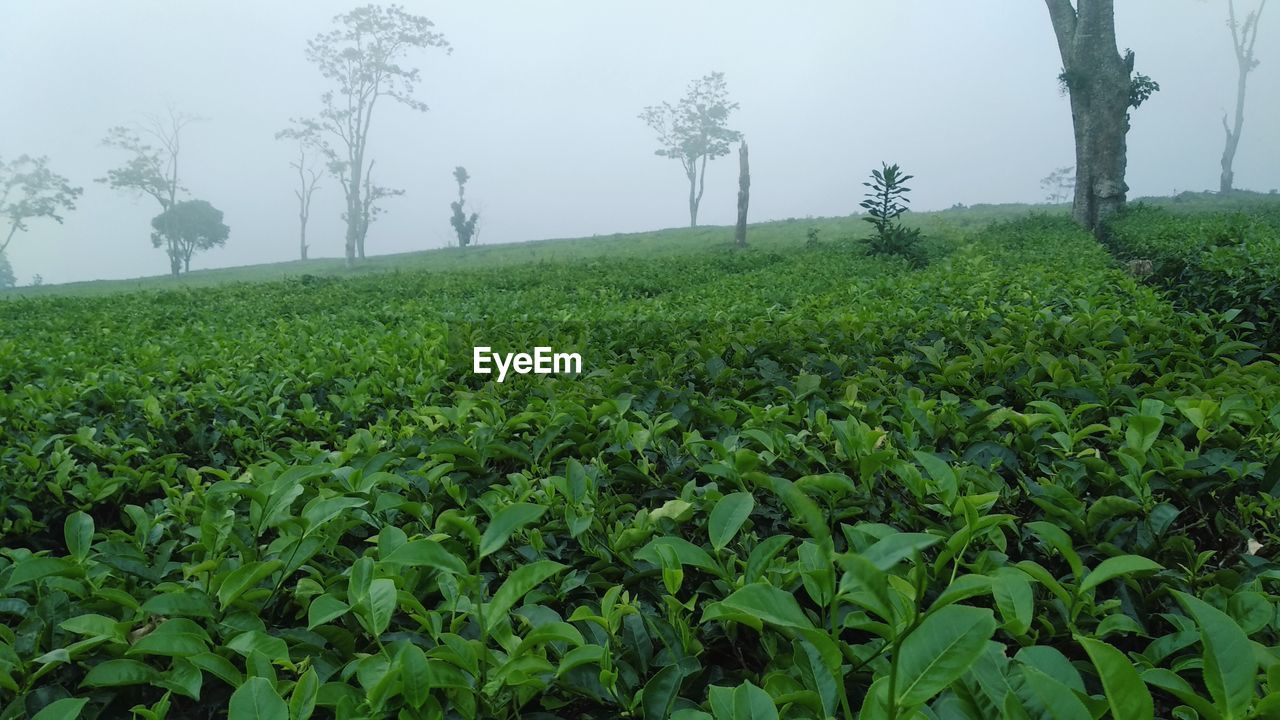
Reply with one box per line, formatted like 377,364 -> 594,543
3,207 -> 1280,719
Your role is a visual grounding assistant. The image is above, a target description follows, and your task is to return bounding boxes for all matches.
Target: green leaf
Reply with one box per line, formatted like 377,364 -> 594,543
398,643 -> 431,709
218,560 -> 284,610
5,556 -> 78,589
228,676 -> 289,720
127,619 -> 210,657
642,664 -> 687,720
1076,636 -> 1154,720
141,590 -> 214,618
1018,665 -> 1092,720
379,539 -> 467,574
479,502 -> 548,558
64,512 -> 94,562
732,680 -> 779,720
895,605 -> 996,706
708,492 -> 754,551
290,667 -> 319,720
81,659 -> 161,687
912,451 -> 958,501
485,561 -> 566,634
992,569 -> 1033,635
861,532 -> 942,571
359,578 -> 397,637
715,582 -> 814,630
1175,591 -> 1256,720
1079,555 -> 1162,594
306,594 -> 349,630
32,698 -> 89,720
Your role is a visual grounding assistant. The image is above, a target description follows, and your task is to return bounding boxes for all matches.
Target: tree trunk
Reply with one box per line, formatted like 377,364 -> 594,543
1045,0 -> 1133,235
735,141 -> 750,248
687,173 -> 699,228
300,216 -> 309,261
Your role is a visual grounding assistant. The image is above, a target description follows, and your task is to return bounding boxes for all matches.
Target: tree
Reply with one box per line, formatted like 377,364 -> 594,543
734,141 -> 750,248
1221,0 -> 1268,193
0,155 -> 82,277
291,144 -> 323,261
1041,166 -> 1076,203
150,199 -> 229,275
280,4 -> 450,267
343,160 -> 403,260
99,105 -> 201,275
450,166 -> 479,248
640,72 -> 742,228
0,252 -> 14,289
1044,0 -> 1159,234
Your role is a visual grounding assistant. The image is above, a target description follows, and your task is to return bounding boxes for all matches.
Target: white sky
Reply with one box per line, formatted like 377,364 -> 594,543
1,1 -> 1277,284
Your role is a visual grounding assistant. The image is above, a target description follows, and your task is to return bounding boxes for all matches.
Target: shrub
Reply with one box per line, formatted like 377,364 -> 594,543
860,162 -> 925,266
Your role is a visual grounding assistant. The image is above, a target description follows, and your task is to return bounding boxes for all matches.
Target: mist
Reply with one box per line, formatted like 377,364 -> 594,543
1,1 -> 1276,285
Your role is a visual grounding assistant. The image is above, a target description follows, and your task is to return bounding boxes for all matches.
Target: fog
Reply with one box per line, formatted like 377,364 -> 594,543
1,1 -> 1276,285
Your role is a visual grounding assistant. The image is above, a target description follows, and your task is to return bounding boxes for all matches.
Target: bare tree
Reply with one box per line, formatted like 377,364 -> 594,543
641,72 -> 742,228
1044,0 -> 1159,234
280,4 -> 450,267
98,104 -> 202,276
1041,166 -> 1076,204
291,145 -> 322,261
1221,0 -> 1268,193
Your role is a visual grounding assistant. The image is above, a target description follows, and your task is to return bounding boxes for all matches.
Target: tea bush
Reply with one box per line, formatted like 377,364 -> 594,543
2,214 -> 1280,719
1104,203 -> 1280,348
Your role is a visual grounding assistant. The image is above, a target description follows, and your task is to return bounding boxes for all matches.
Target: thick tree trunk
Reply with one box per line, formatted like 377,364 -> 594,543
735,141 -> 750,248
1046,0 -> 1133,235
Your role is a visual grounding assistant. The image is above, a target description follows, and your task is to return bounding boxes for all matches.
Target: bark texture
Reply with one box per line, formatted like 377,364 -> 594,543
1045,0 -> 1134,234
735,141 -> 750,248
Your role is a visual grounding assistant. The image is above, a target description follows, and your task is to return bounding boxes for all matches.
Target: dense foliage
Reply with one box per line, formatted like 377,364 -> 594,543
2,213 -> 1280,719
1105,202 -> 1280,348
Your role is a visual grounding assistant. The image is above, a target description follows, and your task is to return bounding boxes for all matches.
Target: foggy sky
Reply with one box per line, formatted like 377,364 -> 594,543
1,1 -> 1277,285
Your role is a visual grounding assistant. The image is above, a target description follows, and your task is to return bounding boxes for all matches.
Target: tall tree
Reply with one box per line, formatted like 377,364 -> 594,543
0,252 -> 14,289
1221,0 -> 1268,193
150,199 -> 229,275
1044,0 -> 1159,234
450,166 -> 479,248
99,105 -> 200,275
641,72 -> 742,228
345,160 -> 403,261
0,154 -> 82,276
291,144 -> 323,261
280,4 -> 450,267
734,141 -> 750,248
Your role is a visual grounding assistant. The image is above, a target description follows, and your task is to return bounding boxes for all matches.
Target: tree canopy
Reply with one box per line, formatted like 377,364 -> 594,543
0,154 -> 82,257
150,199 -> 230,275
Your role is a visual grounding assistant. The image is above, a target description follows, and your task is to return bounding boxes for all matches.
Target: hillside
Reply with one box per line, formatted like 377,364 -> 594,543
3,201 -> 1280,718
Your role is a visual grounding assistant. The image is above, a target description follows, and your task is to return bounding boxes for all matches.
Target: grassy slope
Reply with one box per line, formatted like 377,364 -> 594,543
1,203 -> 1059,299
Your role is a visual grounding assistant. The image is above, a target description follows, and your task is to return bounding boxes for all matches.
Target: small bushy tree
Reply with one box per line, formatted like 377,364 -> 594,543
450,166 -> 479,248
150,199 -> 229,275
860,163 -> 925,266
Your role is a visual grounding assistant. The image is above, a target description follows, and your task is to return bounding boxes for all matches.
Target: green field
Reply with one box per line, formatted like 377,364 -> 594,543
3,201 -> 1280,719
